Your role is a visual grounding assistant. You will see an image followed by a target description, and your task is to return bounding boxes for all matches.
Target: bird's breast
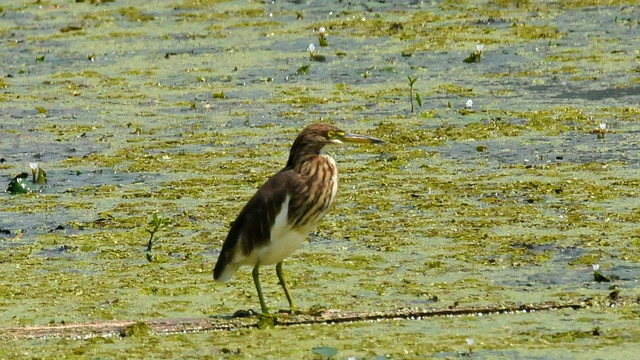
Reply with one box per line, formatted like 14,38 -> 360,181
289,155 -> 338,230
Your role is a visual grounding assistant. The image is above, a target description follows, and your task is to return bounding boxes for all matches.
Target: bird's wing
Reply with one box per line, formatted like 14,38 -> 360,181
213,168 -> 301,281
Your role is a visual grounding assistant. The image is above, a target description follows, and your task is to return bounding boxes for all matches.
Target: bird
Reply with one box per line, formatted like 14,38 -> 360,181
213,123 -> 384,314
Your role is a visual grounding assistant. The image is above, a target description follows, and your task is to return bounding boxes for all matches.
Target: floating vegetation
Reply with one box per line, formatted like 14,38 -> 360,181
1,0 -> 639,358
312,346 -> 338,359
213,91 -> 226,99
6,173 -> 30,194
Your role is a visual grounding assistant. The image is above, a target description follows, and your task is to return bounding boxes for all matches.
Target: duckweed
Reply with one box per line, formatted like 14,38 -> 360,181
0,0 -> 639,358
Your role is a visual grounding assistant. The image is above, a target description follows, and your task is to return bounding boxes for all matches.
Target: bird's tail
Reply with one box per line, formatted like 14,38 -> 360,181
213,251 -> 239,283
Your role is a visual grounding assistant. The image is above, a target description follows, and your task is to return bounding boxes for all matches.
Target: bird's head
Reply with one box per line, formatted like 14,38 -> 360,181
300,123 -> 384,146
287,123 -> 384,167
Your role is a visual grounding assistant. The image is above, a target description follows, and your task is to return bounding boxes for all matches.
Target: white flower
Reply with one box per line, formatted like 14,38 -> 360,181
307,43 -> 315,53
465,99 -> 473,108
319,27 -> 326,35
29,162 -> 39,171
466,338 -> 474,346
476,43 -> 484,52
599,123 -> 606,131
592,264 -> 600,271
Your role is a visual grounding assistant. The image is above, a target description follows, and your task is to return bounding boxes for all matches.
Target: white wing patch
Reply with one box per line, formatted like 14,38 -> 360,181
258,195 -> 307,265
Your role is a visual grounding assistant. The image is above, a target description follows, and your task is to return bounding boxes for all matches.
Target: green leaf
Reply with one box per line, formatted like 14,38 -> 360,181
463,52 -> 481,63
415,93 -> 422,107
297,65 -> 310,75
7,173 -> 30,194
312,346 -> 338,358
594,270 -> 611,282
35,168 -> 47,184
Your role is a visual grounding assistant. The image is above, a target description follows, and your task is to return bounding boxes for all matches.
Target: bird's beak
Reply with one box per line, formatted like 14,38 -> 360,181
340,132 -> 385,144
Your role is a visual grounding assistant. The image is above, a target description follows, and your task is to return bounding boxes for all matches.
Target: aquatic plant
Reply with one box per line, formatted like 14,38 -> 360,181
28,162 -> 47,184
463,43 -> 484,63
35,167 -> 47,184
6,173 -> 29,194
407,76 -> 422,113
318,26 -> 328,47
146,213 -> 167,251
296,65 -> 310,75
30,162 -> 38,183
592,123 -> 607,139
307,43 -> 326,62
591,264 -> 620,282
7,162 -> 46,194
466,338 -> 474,354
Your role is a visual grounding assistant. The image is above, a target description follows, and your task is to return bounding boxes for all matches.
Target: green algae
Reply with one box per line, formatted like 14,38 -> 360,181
1,0 -> 639,358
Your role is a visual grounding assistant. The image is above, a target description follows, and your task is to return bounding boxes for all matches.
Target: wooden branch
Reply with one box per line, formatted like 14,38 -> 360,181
0,302 -> 586,340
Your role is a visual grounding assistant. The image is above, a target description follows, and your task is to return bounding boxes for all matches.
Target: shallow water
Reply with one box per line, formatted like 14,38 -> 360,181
1,0 -> 639,358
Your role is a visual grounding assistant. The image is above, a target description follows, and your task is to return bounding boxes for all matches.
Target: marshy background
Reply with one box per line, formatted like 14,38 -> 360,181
1,0 -> 639,358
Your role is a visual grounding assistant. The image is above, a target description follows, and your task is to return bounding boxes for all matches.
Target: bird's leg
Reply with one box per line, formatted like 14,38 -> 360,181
276,261 -> 297,313
252,260 -> 269,314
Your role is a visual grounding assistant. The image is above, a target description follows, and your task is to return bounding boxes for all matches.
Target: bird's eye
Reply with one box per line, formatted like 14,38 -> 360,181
327,131 -> 335,138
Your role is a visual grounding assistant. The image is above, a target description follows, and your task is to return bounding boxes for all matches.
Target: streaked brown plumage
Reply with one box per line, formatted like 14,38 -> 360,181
213,123 -> 383,314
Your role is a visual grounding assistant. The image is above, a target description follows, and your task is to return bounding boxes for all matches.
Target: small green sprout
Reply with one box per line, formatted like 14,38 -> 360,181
146,213 -> 167,251
407,76 -> 422,113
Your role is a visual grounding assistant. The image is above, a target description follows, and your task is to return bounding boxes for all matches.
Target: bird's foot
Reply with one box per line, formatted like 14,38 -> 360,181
257,312 -> 278,329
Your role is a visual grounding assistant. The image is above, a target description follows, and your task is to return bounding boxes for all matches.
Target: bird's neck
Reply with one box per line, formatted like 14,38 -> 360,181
286,142 -> 323,170
287,153 -> 322,174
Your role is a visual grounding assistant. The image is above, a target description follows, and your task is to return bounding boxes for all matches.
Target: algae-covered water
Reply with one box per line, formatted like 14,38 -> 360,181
1,0 -> 639,358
